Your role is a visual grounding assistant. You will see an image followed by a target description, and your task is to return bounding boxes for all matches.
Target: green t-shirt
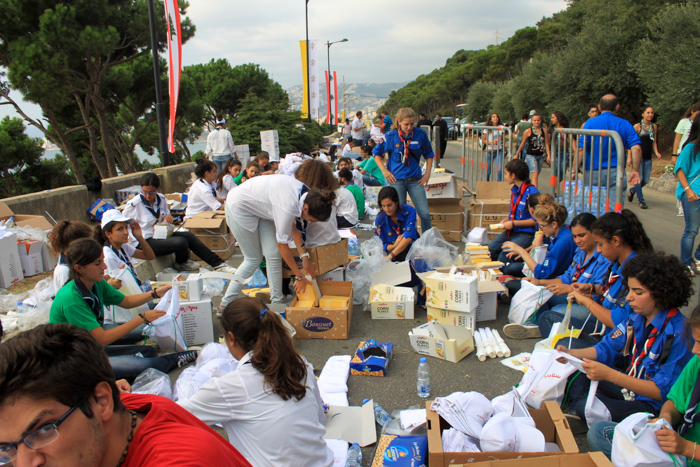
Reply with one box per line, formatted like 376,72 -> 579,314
516,121 -> 531,137
346,185 -> 365,219
667,355 -> 700,466
358,157 -> 385,184
50,280 -> 126,332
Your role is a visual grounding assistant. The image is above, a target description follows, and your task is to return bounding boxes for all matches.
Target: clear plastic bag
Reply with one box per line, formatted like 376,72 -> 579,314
361,236 -> 385,259
131,368 -> 173,400
17,303 -> 51,331
406,227 -> 458,273
347,237 -> 391,310
173,366 -> 204,401
203,278 -> 227,298
247,268 -> 268,287
196,342 -> 233,368
26,278 -> 56,305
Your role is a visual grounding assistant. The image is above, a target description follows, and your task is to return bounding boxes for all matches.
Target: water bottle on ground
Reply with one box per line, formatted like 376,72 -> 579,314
417,357 -> 430,398
363,399 -> 392,427
17,302 -> 30,313
346,443 -> 362,467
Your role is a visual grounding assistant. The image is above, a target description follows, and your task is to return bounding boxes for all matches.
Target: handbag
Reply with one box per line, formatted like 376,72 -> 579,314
612,412 -> 686,467
508,279 -> 553,324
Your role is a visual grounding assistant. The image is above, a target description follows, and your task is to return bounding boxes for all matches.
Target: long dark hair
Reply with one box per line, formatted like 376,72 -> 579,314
66,238 -> 103,281
549,111 -> 569,133
216,158 -> 242,191
305,189 -> 336,221
591,210 -> 653,254
221,297 -> 308,401
683,112 -> 700,158
194,157 -> 217,179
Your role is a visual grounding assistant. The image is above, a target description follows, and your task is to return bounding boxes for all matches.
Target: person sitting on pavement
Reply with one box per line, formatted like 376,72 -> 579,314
358,144 -> 386,186
0,323 -> 251,467
334,156 -> 363,188
122,172 -> 237,273
49,219 -> 106,291
233,160 -> 261,185
338,167 -> 365,221
185,158 -> 226,220
215,158 -> 242,199
559,253 -> 693,427
178,297 -> 333,467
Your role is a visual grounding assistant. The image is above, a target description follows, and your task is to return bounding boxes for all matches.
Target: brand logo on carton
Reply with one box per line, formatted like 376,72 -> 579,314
300,317 -> 334,332
376,304 -> 390,313
415,338 -> 430,350
425,182 -> 447,192
385,445 -> 409,460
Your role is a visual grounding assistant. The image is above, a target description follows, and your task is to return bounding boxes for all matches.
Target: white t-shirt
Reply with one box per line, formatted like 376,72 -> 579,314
676,118 -> 693,150
334,169 -> 364,189
103,243 -> 139,281
304,206 -> 341,248
342,144 -> 353,156
205,127 -> 237,157
351,118 -> 365,139
343,123 -> 352,136
216,174 -> 237,199
53,263 -> 71,293
335,187 -> 358,225
122,193 -> 170,241
185,179 -> 222,220
485,129 -> 504,150
226,175 -> 306,244
178,352 -> 333,467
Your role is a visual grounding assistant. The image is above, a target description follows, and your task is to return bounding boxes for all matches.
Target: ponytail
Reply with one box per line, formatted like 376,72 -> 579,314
194,157 -> 216,179
305,189 -> 336,222
221,297 -> 308,401
48,220 -> 94,255
533,198 -> 567,226
591,210 -> 653,254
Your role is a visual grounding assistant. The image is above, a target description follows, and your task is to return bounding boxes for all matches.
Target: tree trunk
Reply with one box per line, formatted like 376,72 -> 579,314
44,109 -> 86,185
74,93 -> 110,179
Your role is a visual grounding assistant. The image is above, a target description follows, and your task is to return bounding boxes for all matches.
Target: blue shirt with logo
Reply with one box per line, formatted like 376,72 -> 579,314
559,249 -> 611,286
375,204 -> 420,253
373,128 -> 434,181
509,183 -> 539,234
578,112 -> 641,170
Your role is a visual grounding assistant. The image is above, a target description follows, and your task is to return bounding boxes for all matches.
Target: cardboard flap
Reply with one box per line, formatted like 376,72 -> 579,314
0,203 -> 14,218
370,261 -> 412,286
426,173 -> 454,185
323,401 -> 376,446
475,181 -> 511,200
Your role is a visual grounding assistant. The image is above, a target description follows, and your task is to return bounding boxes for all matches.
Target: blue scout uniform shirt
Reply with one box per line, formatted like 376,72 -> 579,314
375,204 -> 420,253
579,112 -> 641,171
533,226 -> 577,280
509,183 -> 539,234
559,249 -> 611,286
603,251 -> 637,327
594,308 -> 693,410
373,128 -> 434,181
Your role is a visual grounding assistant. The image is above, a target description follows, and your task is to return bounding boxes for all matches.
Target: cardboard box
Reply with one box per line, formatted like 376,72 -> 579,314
323,400 -> 377,447
189,232 -> 236,261
408,322 -> 474,363
427,306 -> 475,331
369,260 -> 412,286
423,272 -> 478,313
41,242 -> 58,272
18,240 -> 44,277
349,341 -> 394,376
430,265 -> 506,322
260,130 -> 280,160
467,181 -> 511,234
87,199 -> 117,221
178,298 -> 214,346
183,211 -> 229,235
236,144 -> 251,167
283,239 -> 350,277
369,284 -> 415,319
0,233 -> 24,288
0,203 -> 53,230
115,185 -> 141,205
285,281 -> 353,339
427,400 -> 578,466
457,453 -> 613,467
415,198 -> 465,242
317,266 -> 345,282
424,173 -> 460,199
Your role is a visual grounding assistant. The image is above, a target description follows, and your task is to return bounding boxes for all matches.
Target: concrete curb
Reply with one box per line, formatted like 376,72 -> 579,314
647,176 -> 678,195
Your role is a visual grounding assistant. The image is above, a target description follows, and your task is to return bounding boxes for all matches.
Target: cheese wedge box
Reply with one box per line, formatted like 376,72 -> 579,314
423,272 -> 478,313
426,400 -> 578,467
286,281 -> 353,339
369,284 -> 415,319
319,295 -> 350,308
408,322 -> 474,363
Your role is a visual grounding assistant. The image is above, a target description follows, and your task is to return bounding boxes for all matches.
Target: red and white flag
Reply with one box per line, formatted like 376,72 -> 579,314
164,0 -> 182,153
333,71 -> 338,125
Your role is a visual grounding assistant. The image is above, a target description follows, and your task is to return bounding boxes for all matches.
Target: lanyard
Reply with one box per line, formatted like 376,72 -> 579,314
200,178 -> 216,198
294,184 -> 310,246
140,194 -> 160,220
109,244 -> 140,286
398,130 -> 412,166
74,278 -> 102,321
598,263 -> 619,303
571,253 -> 596,283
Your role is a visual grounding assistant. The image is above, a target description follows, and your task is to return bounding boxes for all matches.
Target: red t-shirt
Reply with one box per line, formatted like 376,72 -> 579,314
121,393 -> 252,467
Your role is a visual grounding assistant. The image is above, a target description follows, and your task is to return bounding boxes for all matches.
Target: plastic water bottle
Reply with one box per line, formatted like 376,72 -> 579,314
363,399 -> 392,427
346,443 -> 362,467
4,216 -> 14,228
417,357 -> 431,398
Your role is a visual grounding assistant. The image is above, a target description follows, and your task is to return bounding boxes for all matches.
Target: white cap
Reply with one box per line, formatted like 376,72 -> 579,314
480,412 -> 545,452
216,117 -> 226,125
529,109 -> 536,116
101,209 -> 134,229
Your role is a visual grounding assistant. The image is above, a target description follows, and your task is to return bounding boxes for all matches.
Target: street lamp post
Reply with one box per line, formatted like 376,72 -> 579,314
326,38 -> 348,128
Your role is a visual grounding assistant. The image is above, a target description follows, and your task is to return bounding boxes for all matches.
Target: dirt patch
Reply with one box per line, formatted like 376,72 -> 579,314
4,271 -> 53,298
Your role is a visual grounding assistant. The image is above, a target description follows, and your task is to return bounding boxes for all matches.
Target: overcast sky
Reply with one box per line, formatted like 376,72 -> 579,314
3,0 -> 567,133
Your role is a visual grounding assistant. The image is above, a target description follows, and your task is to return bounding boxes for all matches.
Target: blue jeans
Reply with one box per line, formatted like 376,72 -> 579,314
516,139 -> 524,158
212,154 -> 232,173
486,149 -> 504,182
568,375 -> 656,424
488,231 -> 535,264
526,154 -> 545,174
681,193 -> 700,266
553,152 -> 570,181
631,159 -> 652,203
105,344 -> 180,381
588,421 -> 617,459
392,178 -> 431,231
584,168 -> 627,213
363,174 -> 383,186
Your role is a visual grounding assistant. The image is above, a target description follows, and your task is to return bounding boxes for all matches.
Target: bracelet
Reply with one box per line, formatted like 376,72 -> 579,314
151,289 -> 158,299
685,186 -> 692,192
615,371 -> 621,386
138,312 -> 151,324
691,442 -> 697,463
299,252 -> 310,259
587,301 -> 595,311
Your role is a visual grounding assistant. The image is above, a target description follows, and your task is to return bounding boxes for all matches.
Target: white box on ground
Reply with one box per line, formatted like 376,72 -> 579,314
178,299 -> 214,346
317,266 -> 345,282
422,271 -> 478,312
235,144 -> 251,167
18,240 -> 44,277
323,400 -> 377,447
369,260 -> 412,286
369,284 -> 415,319
424,173 -> 459,199
0,233 -> 24,288
408,322 -> 475,363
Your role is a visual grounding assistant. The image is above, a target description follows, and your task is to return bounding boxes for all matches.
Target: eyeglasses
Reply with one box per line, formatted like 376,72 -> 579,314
141,189 -> 158,195
0,398 -> 85,463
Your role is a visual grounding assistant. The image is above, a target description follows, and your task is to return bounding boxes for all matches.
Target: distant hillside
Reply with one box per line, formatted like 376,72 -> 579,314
287,82 -> 407,121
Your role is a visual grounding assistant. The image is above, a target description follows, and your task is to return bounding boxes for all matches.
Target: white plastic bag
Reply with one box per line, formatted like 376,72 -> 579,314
522,246 -> 548,278
131,368 -> 173,400
406,227 -> 458,273
143,288 -> 187,352
524,350 -> 577,409
17,303 -> 51,331
196,342 -> 233,367
585,380 -> 613,428
173,366 -> 206,401
108,268 -> 149,325
612,412 -> 687,467
508,279 -> 553,324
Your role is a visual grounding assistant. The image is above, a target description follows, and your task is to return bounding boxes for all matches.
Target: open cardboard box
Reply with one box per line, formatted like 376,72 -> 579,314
369,284 -> 415,319
0,203 -> 53,230
453,452 -> 613,467
182,210 -> 229,235
427,400 -> 578,466
467,181 -> 511,236
285,281 -> 353,339
283,238 -> 349,278
421,271 -> 478,313
323,400 -> 376,447
424,173 -> 460,199
428,265 -> 506,322
408,322 -> 474,363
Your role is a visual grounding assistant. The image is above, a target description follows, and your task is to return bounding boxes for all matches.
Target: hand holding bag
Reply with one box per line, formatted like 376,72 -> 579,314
143,287 -> 187,352
508,279 -> 553,324
612,412 -> 686,467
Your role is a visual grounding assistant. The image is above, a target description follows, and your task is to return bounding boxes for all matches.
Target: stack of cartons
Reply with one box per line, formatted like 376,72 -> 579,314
0,203 -> 56,273
0,232 -> 23,287
182,211 -> 235,260
235,144 -> 251,167
411,173 -> 465,241
260,130 -> 280,160
466,181 -> 511,241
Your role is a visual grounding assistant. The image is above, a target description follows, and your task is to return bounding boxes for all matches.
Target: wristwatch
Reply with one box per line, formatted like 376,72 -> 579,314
300,252 -> 310,259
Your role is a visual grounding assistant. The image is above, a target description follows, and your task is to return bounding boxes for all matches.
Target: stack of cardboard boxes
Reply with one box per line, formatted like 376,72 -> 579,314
182,211 -> 235,260
411,171 -> 465,241
260,130 -> 280,160
466,181 -> 511,242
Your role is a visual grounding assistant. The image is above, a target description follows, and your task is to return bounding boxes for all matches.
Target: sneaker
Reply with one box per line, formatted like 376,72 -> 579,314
174,260 -> 201,271
214,263 -> 237,274
639,202 -> 648,209
693,258 -> 700,270
627,188 -> 635,202
502,323 -> 541,340
176,350 -> 198,368
687,264 -> 697,278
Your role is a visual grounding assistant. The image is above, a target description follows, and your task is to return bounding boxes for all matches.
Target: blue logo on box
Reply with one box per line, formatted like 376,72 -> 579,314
300,317 -> 334,332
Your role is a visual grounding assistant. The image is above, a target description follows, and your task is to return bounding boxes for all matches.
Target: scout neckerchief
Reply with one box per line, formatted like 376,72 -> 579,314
398,129 -> 413,165
679,368 -> 700,436
571,252 -> 596,283
109,244 -> 141,286
622,308 -> 678,401
294,184 -> 311,246
200,178 -> 216,198
140,194 -> 161,220
598,262 -> 618,304
74,277 -> 102,321
507,182 -> 531,239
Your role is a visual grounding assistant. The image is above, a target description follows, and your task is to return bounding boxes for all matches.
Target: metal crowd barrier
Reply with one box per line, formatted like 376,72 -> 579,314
461,125 -> 514,188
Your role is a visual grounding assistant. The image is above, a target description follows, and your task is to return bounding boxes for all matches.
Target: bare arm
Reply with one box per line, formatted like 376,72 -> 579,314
673,133 -> 683,156
130,221 -> 155,261
515,129 -> 530,158
374,154 -> 396,184
653,124 -> 661,158
677,169 -> 700,202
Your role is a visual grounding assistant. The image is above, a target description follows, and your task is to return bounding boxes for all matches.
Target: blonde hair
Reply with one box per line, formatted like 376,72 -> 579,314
533,194 -> 567,226
391,108 -> 417,130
